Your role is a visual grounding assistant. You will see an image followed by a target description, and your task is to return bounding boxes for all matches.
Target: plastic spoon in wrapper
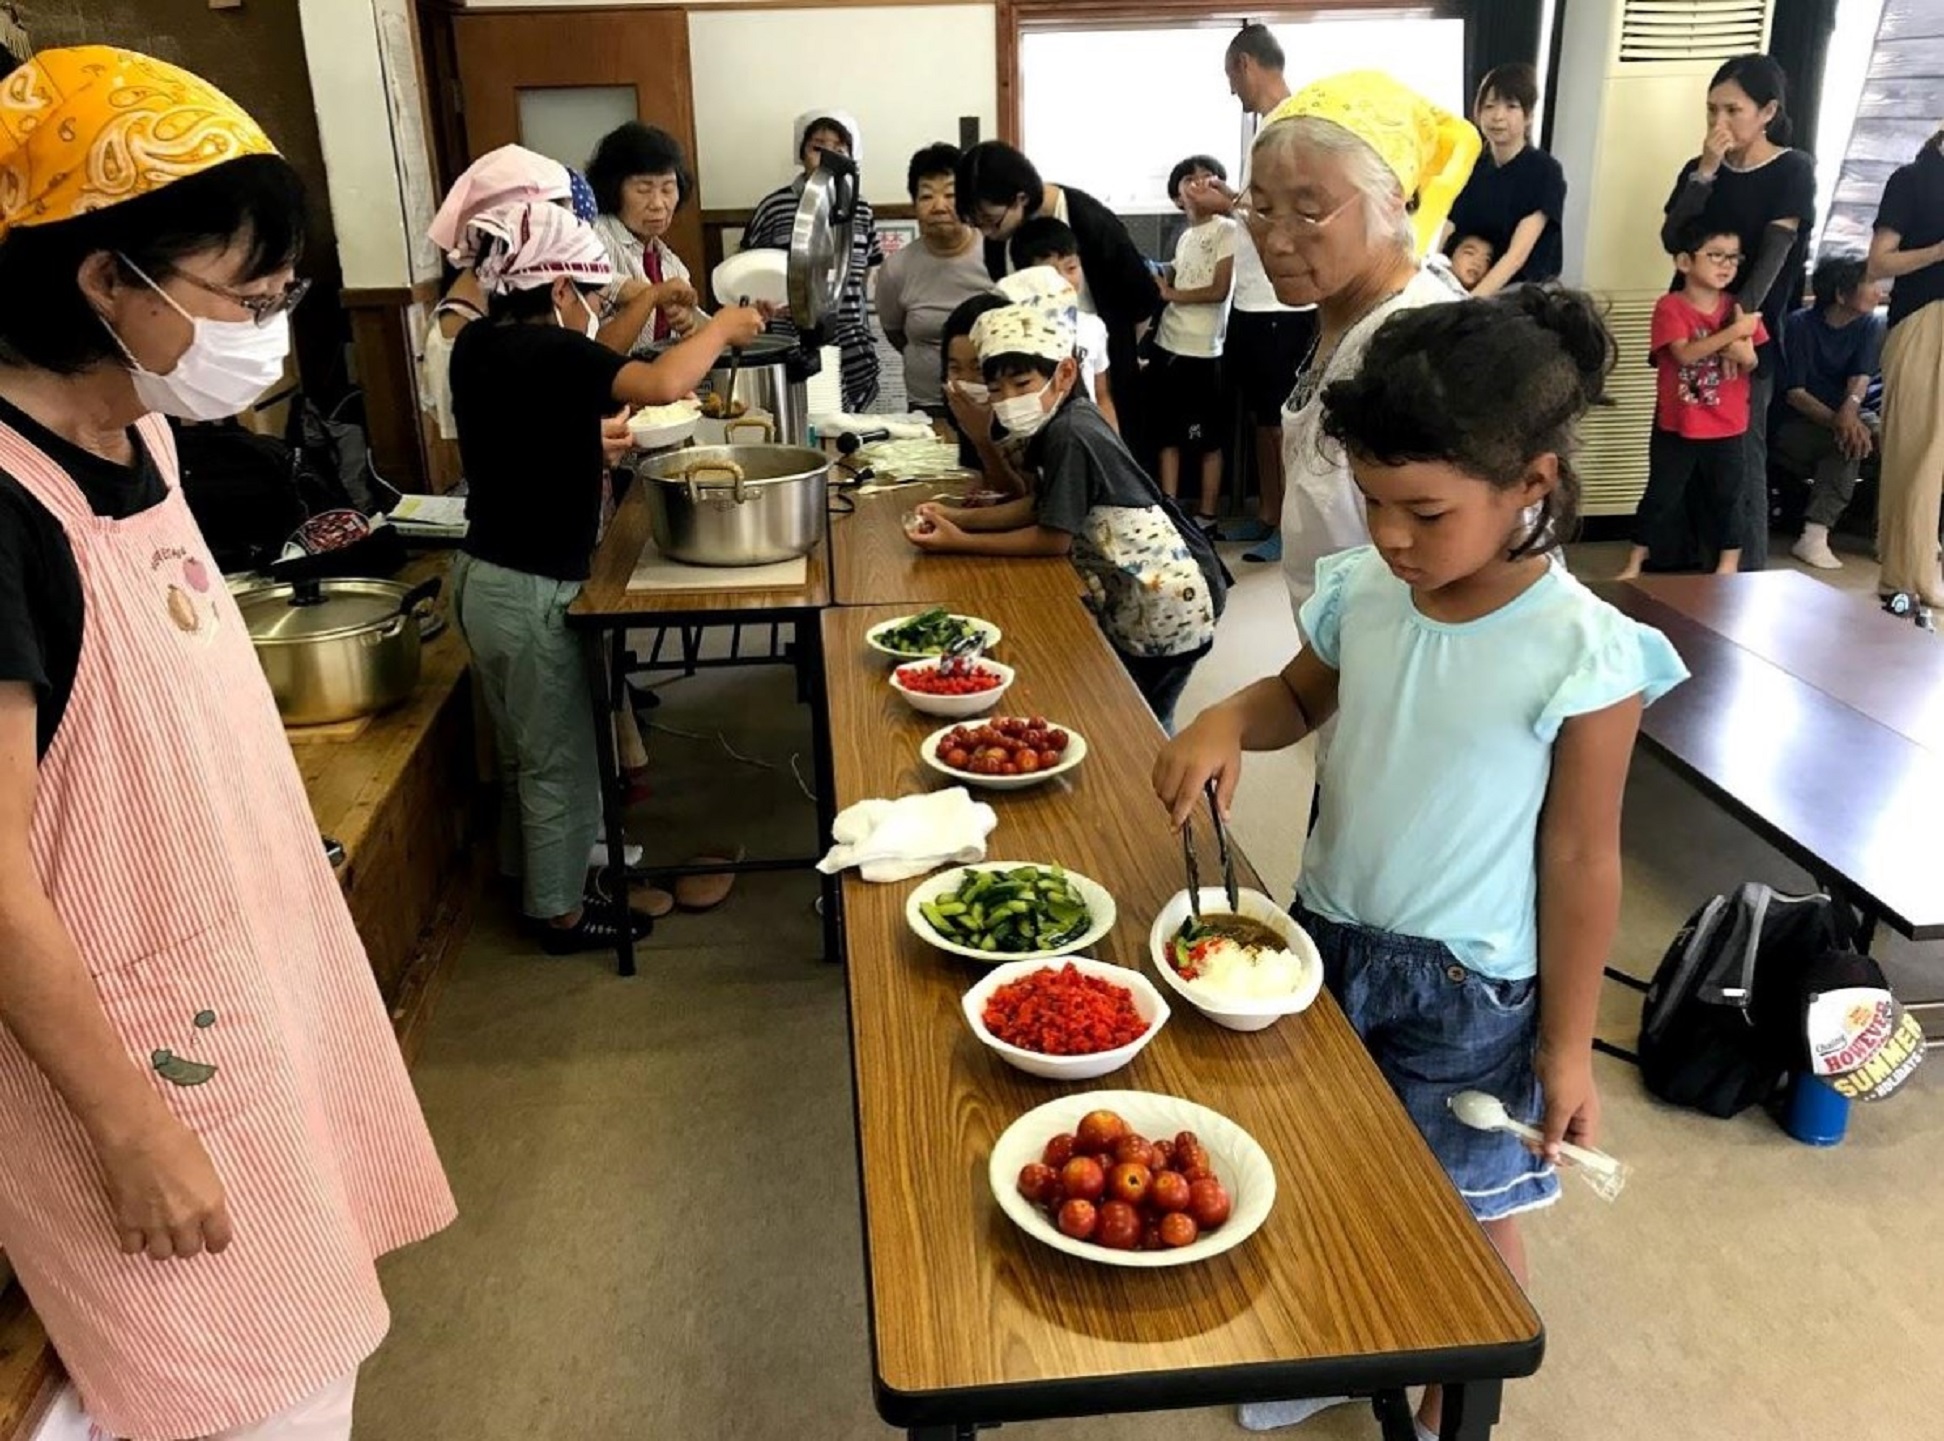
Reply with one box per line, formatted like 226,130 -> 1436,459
1447,1090 -> 1632,1201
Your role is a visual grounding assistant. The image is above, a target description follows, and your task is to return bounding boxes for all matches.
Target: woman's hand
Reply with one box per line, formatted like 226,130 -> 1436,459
1181,175 -> 1237,216
666,306 -> 701,338
651,279 -> 698,312
1535,1040 -> 1601,1163
1699,117 -> 1735,176
601,407 -> 633,466
711,307 -> 767,348
1152,709 -> 1246,828
98,1111 -> 233,1260
905,508 -> 965,551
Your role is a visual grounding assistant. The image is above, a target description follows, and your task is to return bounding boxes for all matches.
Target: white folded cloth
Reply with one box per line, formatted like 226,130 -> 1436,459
811,410 -> 936,441
817,787 -> 998,883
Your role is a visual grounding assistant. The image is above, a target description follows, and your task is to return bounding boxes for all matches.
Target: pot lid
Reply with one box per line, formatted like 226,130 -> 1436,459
787,153 -> 857,334
237,579 -> 409,644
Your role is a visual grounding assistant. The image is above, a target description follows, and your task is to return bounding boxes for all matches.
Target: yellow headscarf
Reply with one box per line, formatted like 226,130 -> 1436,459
0,46 -> 276,238
1263,70 -> 1479,258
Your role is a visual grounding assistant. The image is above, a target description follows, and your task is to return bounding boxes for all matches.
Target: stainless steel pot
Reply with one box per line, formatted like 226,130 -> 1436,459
689,333 -> 808,445
237,576 -> 441,725
637,443 -> 828,567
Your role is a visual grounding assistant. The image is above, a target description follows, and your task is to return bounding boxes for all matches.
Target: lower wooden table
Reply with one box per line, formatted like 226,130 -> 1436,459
567,487 -> 839,974
829,487 -> 1076,607
823,599 -> 1542,1441
1600,573 -> 1944,945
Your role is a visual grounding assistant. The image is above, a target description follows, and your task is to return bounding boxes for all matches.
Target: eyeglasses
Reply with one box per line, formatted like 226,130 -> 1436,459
1234,193 -> 1360,241
172,269 -> 312,326
1699,250 -> 1743,266
588,289 -> 622,322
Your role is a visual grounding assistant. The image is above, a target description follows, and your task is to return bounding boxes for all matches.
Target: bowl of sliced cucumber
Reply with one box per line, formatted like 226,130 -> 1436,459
905,862 -> 1115,963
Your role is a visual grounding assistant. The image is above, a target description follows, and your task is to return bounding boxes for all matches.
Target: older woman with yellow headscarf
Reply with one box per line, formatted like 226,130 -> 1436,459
0,47 -> 453,1440
1234,69 -> 1478,611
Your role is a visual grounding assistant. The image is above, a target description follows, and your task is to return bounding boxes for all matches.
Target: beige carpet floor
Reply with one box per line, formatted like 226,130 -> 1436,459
356,533 -> 1941,1441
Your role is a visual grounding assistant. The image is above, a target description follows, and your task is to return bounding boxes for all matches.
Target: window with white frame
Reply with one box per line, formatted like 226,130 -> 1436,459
1019,11 -> 1467,214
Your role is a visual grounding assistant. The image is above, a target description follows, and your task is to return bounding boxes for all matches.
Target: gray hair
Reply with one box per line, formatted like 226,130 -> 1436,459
1252,115 -> 1414,255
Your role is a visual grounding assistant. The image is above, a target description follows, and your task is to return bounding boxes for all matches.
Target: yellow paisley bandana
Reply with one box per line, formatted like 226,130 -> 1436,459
0,46 -> 276,237
1264,69 -> 1479,258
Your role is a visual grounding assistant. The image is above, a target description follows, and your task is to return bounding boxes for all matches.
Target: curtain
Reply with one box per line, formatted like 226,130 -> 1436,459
1769,0 -> 1840,161
1460,0 -> 1543,112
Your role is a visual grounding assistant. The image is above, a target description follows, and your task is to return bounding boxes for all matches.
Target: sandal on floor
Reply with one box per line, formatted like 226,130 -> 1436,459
589,870 -> 675,921
536,903 -> 652,956
674,846 -> 746,912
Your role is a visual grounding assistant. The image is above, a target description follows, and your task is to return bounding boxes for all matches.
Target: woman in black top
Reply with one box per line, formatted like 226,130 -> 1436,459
448,201 -> 762,953
1659,54 -> 1816,570
954,142 -> 1160,423
1867,130 -> 1944,606
1441,63 -> 1566,295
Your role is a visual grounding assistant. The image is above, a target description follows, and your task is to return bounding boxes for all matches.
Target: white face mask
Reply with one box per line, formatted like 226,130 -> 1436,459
950,379 -> 990,406
992,383 -> 1052,441
557,288 -> 600,340
105,260 -> 291,422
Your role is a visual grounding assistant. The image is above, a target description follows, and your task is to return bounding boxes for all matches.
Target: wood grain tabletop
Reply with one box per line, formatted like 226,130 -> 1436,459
828,490 -> 1077,608
569,485 -> 830,625
1622,572 -> 1944,751
822,600 -> 1542,1424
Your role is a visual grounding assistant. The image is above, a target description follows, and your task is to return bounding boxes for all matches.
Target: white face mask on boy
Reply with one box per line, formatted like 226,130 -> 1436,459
992,383 -> 1052,441
103,257 -> 292,422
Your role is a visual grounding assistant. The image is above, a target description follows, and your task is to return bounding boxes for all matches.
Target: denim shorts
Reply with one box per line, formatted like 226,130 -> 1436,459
1294,900 -> 1559,1221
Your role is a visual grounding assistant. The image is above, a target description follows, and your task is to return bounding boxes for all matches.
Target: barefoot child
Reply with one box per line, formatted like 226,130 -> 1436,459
1153,288 -> 1685,1439
1616,221 -> 1765,578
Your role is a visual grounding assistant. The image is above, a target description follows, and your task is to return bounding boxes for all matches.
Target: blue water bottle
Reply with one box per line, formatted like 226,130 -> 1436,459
1782,1072 -> 1850,1146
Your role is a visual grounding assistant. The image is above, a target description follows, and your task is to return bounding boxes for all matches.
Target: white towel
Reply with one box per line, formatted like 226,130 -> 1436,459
817,787 -> 998,883
811,410 -> 937,441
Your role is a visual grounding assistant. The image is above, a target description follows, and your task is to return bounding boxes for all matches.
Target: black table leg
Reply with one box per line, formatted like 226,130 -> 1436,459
1373,1389 -> 1418,1441
797,617 -> 843,964
583,624 -> 636,977
1440,1378 -> 1503,1440
907,1427 -> 982,1440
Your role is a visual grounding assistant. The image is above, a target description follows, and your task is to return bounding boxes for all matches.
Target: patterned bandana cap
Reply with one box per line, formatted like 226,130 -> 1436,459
428,143 -> 572,262
467,200 -> 616,294
792,107 -> 861,169
0,46 -> 277,238
971,295 -> 1076,366
1263,69 -> 1480,257
567,168 -> 598,225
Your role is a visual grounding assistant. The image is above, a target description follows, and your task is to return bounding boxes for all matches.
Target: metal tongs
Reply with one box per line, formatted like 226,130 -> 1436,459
938,627 -> 985,678
1179,780 -> 1240,923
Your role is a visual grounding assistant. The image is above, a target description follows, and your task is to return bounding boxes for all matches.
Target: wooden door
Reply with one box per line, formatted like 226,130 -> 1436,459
452,8 -> 704,275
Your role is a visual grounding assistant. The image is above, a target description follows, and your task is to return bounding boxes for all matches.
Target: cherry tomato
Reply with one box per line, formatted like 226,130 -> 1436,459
1047,729 -> 1070,752
1042,1133 -> 1077,1169
1188,1177 -> 1232,1229
1095,1199 -> 1141,1250
1057,1198 -> 1098,1240
1039,749 -> 1061,769
1151,1138 -> 1174,1168
1077,1110 -> 1128,1153
1174,1139 -> 1212,1181
1027,715 -> 1048,731
943,748 -> 970,769
1017,751 -> 1041,774
1148,1170 -> 1192,1214
1112,1134 -> 1155,1169
1017,1162 -> 1058,1205
1060,1156 -> 1106,1202
999,762 -> 1019,776
1141,1218 -> 1165,1251
1159,1211 -> 1200,1248
1107,1162 -> 1151,1207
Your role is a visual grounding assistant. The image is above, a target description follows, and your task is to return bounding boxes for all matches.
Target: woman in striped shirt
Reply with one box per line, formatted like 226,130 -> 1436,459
741,109 -> 883,411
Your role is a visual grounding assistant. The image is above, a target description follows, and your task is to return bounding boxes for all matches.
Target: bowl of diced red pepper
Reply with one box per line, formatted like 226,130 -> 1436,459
962,957 -> 1170,1080
888,655 -> 1015,718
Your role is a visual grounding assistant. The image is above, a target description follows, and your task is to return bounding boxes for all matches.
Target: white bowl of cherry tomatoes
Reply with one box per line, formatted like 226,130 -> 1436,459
888,657 -> 1015,719
962,957 -> 1170,1081
923,715 -> 1086,790
988,1094 -> 1274,1266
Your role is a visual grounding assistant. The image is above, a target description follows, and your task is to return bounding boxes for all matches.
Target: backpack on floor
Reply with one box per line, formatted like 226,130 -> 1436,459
1637,882 -> 1855,1117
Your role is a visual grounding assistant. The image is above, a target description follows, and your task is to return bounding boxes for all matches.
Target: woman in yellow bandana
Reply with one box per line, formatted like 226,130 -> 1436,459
1233,69 -> 1479,617
0,48 -> 452,1440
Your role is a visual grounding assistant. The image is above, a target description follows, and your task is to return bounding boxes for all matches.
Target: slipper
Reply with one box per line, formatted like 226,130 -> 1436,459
630,884 -> 676,920
674,846 -> 745,912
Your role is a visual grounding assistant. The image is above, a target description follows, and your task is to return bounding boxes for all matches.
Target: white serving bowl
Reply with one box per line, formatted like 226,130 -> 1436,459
887,657 -> 1015,719
920,721 -> 1088,791
989,1089 -> 1275,1268
962,957 -> 1169,1081
1147,888 -> 1325,1033
627,403 -> 702,451
906,863 -> 1116,964
864,613 -> 1003,662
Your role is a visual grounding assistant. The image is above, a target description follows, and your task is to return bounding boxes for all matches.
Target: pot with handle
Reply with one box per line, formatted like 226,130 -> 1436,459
638,443 -> 829,567
237,575 -> 442,725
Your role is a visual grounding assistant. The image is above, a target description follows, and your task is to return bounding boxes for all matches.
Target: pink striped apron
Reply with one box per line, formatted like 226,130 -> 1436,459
0,416 -> 456,1440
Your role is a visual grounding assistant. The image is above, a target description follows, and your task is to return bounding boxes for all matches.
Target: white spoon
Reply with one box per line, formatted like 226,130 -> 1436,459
1448,1090 -> 1630,1194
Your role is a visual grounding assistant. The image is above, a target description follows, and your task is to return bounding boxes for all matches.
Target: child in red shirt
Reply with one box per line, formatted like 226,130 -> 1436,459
1617,221 -> 1766,577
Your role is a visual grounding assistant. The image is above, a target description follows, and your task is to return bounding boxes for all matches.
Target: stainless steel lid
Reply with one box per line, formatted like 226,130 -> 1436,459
788,154 -> 857,333
237,579 -> 414,644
